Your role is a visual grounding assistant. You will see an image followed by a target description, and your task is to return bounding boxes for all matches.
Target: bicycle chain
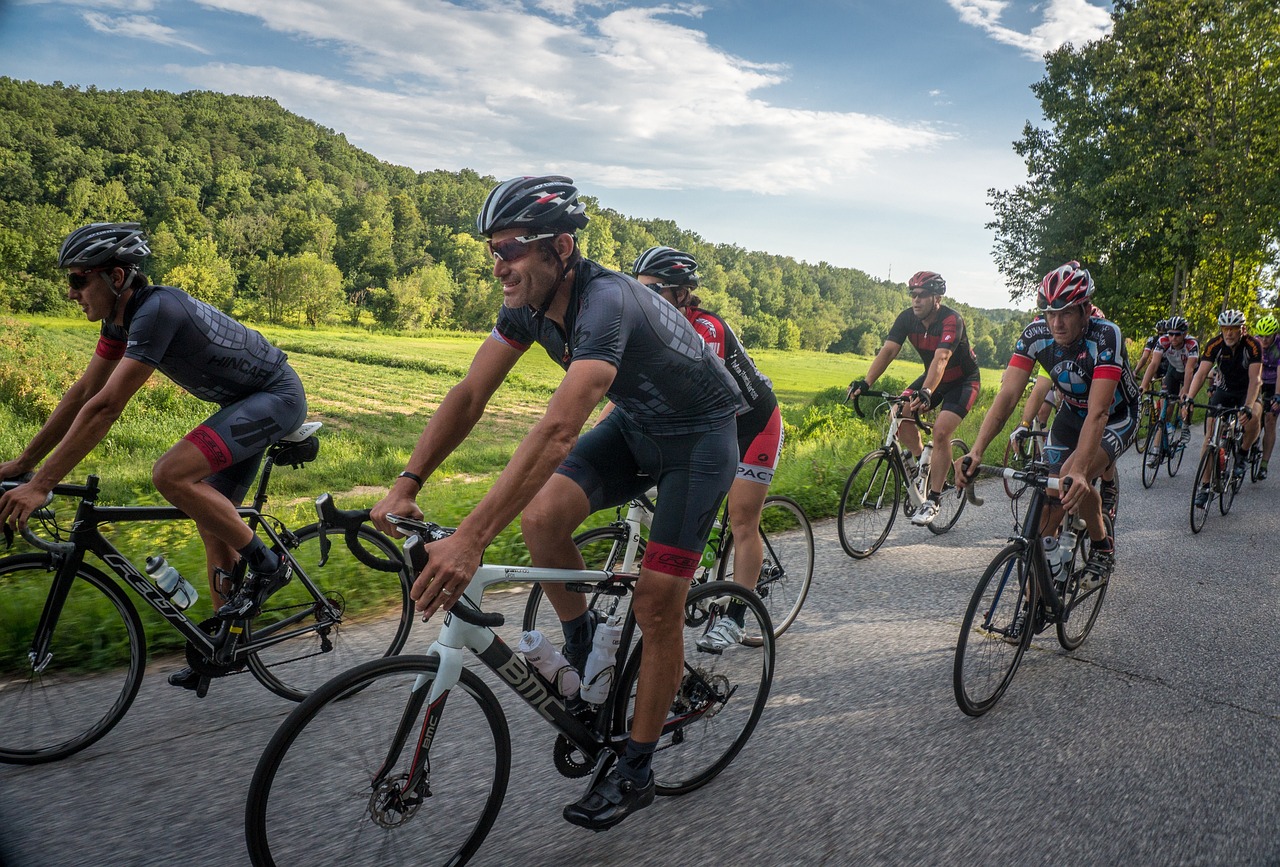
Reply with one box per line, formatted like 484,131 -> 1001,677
183,595 -> 343,676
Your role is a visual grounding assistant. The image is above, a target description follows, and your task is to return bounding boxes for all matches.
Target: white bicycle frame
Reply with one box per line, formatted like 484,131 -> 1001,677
880,401 -> 934,510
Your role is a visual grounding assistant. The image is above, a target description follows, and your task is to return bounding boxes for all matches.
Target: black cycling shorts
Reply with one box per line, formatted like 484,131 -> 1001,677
908,374 -> 981,419
1043,405 -> 1137,475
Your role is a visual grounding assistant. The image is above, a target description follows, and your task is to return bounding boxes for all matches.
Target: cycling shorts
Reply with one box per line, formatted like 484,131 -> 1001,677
1209,386 -> 1259,413
908,373 -> 981,419
183,363 -> 308,503
555,409 -> 736,579
1043,403 -> 1137,475
1261,383 -> 1278,414
1162,368 -> 1188,397
736,397 -> 783,487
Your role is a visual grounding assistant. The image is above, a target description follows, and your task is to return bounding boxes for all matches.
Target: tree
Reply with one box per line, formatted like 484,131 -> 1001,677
162,236 -> 235,310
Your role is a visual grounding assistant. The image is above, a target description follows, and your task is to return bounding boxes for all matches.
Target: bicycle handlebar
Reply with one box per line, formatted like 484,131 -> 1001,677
0,481 -> 67,554
387,514 -> 505,630
849,390 -> 930,430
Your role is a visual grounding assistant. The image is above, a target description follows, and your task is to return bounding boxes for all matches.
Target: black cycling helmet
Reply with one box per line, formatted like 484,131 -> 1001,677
631,246 -> 699,286
1166,315 -> 1189,334
475,175 -> 589,237
908,270 -> 946,295
57,222 -> 151,270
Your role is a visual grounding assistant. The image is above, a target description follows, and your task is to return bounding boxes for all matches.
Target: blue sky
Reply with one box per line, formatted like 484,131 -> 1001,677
0,0 -> 1114,309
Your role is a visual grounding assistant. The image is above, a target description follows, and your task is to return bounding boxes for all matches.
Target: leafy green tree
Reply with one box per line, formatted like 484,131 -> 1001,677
163,236 -> 236,310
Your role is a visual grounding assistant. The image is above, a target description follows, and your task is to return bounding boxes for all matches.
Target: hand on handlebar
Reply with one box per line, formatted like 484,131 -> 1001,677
370,489 -> 423,537
410,529 -> 484,622
846,378 -> 869,402
0,480 -> 53,532
1009,424 -> 1030,445
954,452 -> 981,490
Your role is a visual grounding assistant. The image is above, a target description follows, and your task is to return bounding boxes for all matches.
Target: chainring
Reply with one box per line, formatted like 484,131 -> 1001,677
553,734 -> 594,778
184,617 -> 246,678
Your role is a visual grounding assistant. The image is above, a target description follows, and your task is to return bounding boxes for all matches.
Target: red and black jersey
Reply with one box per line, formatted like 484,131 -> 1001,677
1199,334 -> 1262,394
885,305 -> 979,384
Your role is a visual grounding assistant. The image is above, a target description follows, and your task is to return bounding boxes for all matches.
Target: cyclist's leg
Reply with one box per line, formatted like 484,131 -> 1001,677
895,375 -> 926,458
928,379 -> 977,496
724,401 -> 782,596
1262,386 -> 1278,475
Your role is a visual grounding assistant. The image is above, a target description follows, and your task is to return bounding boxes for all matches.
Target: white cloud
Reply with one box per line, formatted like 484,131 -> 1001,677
83,11 -> 210,52
948,0 -> 1112,59
17,0 -> 160,10
182,0 -> 945,195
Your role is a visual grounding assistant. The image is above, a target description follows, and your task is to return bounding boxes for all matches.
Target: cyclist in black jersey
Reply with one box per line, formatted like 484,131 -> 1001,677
1185,308 -> 1263,504
0,224 -> 307,688
370,176 -> 742,831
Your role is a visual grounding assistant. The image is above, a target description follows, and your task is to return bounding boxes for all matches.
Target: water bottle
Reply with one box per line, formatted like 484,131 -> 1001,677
145,555 -> 198,610
579,615 -> 623,705
699,522 -> 722,570
1042,536 -> 1064,587
516,630 -> 580,698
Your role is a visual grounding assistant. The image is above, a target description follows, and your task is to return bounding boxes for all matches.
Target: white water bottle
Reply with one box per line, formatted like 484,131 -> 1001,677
579,615 -> 623,705
1042,536 -> 1063,586
517,630 -> 580,698
145,555 -> 198,610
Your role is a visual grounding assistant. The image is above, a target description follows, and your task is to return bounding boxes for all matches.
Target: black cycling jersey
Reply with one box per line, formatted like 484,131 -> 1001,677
885,305 -> 980,384
1011,317 -> 1140,418
1199,334 -> 1262,394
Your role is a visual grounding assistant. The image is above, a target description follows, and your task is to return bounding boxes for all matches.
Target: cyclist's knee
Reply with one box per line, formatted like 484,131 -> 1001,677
521,475 -> 589,538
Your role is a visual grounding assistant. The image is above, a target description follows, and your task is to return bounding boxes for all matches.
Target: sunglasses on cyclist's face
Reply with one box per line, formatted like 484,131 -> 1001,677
909,291 -> 933,300
487,234 -> 557,263
66,267 -> 111,291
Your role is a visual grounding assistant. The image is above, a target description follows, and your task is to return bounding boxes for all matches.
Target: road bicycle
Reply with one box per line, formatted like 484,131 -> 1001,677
1140,390 -> 1188,488
953,462 -> 1112,716
245,514 -> 775,866
522,491 -> 813,646
0,423 -> 413,765
837,391 -> 970,558
1002,418 -> 1047,499
1133,390 -> 1158,453
1189,404 -> 1249,532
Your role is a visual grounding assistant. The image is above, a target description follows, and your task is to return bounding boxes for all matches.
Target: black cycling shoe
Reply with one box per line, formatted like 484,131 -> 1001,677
217,558 -> 293,619
563,767 -> 655,831
167,667 -> 202,690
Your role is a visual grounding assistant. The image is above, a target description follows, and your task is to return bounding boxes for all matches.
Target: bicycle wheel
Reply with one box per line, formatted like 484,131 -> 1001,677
612,581 -> 774,795
1056,517 -> 1111,650
927,438 -> 969,535
953,543 -> 1035,717
247,523 -> 413,702
1167,433 -> 1186,477
1134,397 -> 1152,452
0,555 -> 145,764
1140,425 -> 1161,488
1190,449 -> 1213,533
246,655 -> 510,867
1221,447 -> 1240,514
1249,443 -> 1263,482
521,525 -> 637,638
837,448 -> 900,558
1001,435 -> 1033,499
717,495 -> 813,643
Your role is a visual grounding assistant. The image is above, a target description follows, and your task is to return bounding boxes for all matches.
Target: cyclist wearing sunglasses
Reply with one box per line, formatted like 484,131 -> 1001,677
846,270 -> 981,526
370,176 -> 743,831
632,245 -> 781,651
0,223 -> 307,687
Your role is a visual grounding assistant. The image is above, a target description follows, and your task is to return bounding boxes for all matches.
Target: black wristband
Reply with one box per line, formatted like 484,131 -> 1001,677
397,470 -> 423,487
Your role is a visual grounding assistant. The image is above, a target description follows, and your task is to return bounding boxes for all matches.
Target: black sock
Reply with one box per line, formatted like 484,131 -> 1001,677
618,738 -> 656,784
562,611 -> 595,665
238,537 -> 279,574
928,491 -> 941,504
726,599 -> 747,627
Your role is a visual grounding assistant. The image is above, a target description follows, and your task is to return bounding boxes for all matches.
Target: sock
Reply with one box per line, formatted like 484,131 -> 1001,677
618,738 -> 656,785
726,598 -> 747,627
562,611 -> 595,667
1091,535 -> 1115,554
238,537 -> 279,574
927,491 -> 941,504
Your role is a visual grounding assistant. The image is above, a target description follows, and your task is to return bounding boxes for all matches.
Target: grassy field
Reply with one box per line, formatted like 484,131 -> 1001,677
0,314 -> 1012,654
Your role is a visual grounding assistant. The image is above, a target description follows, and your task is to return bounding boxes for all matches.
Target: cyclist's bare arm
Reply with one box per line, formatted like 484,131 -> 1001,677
0,352 -> 117,479
920,347 -> 951,396
1185,358 -> 1214,402
372,337 -> 522,535
849,340 -> 902,398
1138,349 -> 1164,392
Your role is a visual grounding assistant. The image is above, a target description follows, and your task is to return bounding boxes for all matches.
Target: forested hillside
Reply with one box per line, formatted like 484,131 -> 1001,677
0,78 -> 1025,361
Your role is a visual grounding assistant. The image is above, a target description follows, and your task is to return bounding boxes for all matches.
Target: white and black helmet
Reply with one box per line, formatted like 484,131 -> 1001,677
475,175 -> 589,238
631,246 -> 699,285
1218,308 -> 1246,327
57,222 -> 152,269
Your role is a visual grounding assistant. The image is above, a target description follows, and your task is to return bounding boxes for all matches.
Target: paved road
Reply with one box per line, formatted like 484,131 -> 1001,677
1,439 -> 1277,866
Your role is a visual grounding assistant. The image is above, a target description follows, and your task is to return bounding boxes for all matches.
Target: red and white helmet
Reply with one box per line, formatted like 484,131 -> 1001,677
1037,260 -> 1095,310
908,270 -> 946,295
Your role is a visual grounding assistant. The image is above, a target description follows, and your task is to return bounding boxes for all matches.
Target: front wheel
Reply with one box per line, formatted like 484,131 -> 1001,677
927,438 -> 969,535
837,449 -> 900,558
717,495 -> 813,643
247,523 -> 414,701
246,655 -> 511,867
1167,432 -> 1186,476
1140,425 -> 1161,488
612,581 -> 774,795
1190,449 -> 1213,533
953,543 -> 1035,717
0,555 -> 146,765
1134,397 -> 1153,452
1221,447 -> 1240,514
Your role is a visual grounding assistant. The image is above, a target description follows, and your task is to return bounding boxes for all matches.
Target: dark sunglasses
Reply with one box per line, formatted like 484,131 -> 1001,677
67,267 -> 110,290
909,290 -> 933,300
487,233 -> 557,262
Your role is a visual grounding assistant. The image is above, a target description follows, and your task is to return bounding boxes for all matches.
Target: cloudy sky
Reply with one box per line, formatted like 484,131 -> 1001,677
0,0 -> 1114,308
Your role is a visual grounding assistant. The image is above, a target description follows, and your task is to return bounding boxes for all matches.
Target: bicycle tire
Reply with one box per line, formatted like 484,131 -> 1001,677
1001,435 -> 1034,499
1167,435 -> 1186,477
953,542 -> 1035,716
1221,447 -> 1239,514
1190,449 -> 1213,533
247,523 -> 414,702
1056,516 -> 1112,650
246,654 -> 511,867
927,438 -> 969,534
717,495 -> 813,643
1134,397 -> 1152,453
1249,442 -> 1263,482
837,448 -> 900,559
0,554 -> 145,764
521,525 -> 637,638
611,581 -> 774,795
1140,425 -> 1161,488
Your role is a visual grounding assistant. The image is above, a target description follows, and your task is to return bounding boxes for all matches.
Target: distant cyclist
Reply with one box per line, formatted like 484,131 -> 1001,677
847,270 -> 980,526
958,261 -> 1138,587
1251,313 -> 1279,480
0,222 -> 307,689
1138,315 -> 1198,463
1134,318 -> 1170,382
631,245 -> 781,652
1185,309 -> 1263,504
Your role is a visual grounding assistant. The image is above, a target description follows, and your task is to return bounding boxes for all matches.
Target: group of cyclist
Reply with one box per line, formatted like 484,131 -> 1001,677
3,173 -> 1274,838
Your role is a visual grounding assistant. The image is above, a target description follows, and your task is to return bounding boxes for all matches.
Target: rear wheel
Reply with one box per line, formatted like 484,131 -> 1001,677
837,449 -> 900,558
612,581 -> 774,795
954,543 -> 1035,717
1056,516 -> 1112,650
927,438 -> 969,534
522,525 -> 637,638
0,556 -> 145,764
247,523 -> 413,702
717,495 -> 813,642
